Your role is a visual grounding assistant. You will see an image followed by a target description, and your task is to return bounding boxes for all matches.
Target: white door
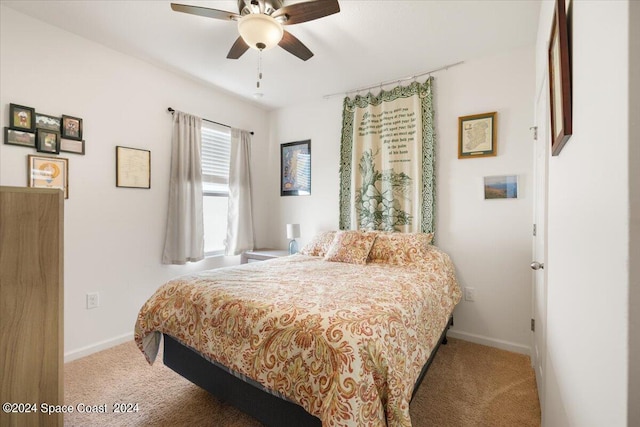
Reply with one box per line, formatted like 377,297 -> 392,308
531,75 -> 549,413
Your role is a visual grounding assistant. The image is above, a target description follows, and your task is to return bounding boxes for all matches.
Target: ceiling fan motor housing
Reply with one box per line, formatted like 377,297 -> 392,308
238,0 -> 283,16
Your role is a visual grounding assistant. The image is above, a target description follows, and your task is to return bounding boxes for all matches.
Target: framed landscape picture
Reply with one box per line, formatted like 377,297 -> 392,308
484,175 -> 518,200
281,140 -> 311,196
4,127 -> 36,148
35,113 -> 62,131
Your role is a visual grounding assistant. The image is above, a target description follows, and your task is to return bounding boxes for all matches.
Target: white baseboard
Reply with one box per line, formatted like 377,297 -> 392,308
447,329 -> 531,356
64,330 -> 530,362
64,332 -> 134,363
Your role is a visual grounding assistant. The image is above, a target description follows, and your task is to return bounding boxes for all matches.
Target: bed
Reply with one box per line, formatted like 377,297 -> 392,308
135,231 -> 461,427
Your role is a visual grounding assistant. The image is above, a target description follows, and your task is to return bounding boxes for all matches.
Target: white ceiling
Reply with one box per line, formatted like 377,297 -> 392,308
3,0 -> 541,110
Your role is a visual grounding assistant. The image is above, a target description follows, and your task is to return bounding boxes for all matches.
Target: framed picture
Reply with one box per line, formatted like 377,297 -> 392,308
36,129 -> 60,154
281,140 -> 311,196
4,127 -> 36,148
484,175 -> 518,200
116,146 -> 150,189
9,103 -> 36,132
28,154 -> 69,199
60,138 -> 85,155
458,112 -> 497,158
61,115 -> 83,141
548,0 -> 572,156
35,113 -> 62,131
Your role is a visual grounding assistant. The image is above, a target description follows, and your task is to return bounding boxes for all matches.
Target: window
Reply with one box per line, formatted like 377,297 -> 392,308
201,121 -> 231,255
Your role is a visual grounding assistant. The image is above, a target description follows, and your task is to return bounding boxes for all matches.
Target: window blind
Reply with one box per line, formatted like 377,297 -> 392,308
296,153 -> 311,191
201,121 -> 231,194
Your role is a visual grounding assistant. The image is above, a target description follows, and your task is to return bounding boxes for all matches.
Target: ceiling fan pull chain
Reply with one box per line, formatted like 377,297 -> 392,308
257,50 -> 263,88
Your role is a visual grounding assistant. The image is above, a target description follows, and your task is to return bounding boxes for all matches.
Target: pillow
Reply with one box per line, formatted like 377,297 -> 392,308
324,230 -> 377,265
367,232 -> 434,265
299,231 -> 336,257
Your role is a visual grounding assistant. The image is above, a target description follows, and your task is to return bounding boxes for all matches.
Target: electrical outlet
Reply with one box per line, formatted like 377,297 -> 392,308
86,292 -> 99,309
464,287 -> 476,302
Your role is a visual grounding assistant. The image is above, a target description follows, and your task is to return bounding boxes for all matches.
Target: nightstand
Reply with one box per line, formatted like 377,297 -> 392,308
241,249 -> 290,264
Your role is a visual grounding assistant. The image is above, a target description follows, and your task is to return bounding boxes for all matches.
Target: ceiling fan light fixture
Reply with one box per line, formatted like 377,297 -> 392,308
238,14 -> 283,51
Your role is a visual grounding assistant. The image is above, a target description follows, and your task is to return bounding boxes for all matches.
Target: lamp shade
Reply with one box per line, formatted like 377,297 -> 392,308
237,14 -> 284,51
286,223 -> 301,240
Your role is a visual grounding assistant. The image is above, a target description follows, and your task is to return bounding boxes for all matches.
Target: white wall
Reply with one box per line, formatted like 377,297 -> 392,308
0,6 -> 270,361
265,98 -> 344,244
262,47 -> 535,354
433,48 -> 535,353
535,1 -> 631,425
629,2 -> 640,425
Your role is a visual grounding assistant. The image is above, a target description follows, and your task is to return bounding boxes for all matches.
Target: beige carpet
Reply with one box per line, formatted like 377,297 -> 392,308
64,338 -> 540,426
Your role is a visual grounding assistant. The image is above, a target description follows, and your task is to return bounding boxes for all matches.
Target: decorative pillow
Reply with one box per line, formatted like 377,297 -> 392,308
299,231 -> 336,257
367,232 -> 434,265
324,230 -> 377,265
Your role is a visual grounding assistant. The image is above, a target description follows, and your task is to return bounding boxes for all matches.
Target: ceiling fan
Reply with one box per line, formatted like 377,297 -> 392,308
170,0 -> 340,61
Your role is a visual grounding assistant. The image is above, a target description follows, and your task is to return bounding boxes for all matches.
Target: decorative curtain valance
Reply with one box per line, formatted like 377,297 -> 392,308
339,77 -> 435,234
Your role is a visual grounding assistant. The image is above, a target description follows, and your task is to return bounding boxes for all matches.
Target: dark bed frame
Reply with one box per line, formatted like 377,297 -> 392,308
163,317 -> 453,426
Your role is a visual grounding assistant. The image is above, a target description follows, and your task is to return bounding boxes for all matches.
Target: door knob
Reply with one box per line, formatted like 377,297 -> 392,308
530,261 -> 544,270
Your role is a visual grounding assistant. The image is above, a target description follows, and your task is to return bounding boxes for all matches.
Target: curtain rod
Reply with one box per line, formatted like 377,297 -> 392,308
167,108 -> 254,135
322,61 -> 464,100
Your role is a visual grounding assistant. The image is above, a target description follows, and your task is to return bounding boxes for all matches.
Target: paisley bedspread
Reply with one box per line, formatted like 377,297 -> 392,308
134,247 -> 460,427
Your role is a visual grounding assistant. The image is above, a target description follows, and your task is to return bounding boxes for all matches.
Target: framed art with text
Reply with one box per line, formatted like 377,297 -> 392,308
281,140 -> 311,196
116,146 -> 150,189
548,0 -> 572,156
28,154 -> 69,199
458,112 -> 497,159
60,138 -> 85,155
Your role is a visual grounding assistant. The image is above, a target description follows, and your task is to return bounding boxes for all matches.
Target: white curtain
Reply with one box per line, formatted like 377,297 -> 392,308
225,128 -> 255,255
162,111 -> 204,264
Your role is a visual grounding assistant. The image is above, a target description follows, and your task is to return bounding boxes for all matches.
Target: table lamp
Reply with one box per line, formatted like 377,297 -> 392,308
286,223 -> 300,254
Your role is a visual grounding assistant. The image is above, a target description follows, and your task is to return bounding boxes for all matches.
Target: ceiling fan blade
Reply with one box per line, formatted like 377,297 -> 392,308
279,31 -> 313,61
273,0 -> 340,25
227,36 -> 250,59
170,3 -> 240,21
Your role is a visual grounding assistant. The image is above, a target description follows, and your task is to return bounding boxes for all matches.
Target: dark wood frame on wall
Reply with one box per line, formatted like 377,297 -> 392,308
61,115 -> 83,141
548,0 -> 572,156
9,103 -> 36,132
36,129 -> 61,154
4,127 -> 36,148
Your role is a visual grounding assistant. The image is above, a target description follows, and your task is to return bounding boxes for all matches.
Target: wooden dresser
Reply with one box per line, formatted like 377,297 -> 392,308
0,186 -> 64,427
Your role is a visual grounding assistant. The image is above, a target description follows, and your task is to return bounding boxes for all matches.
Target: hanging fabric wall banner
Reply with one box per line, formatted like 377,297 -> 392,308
339,78 -> 435,233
